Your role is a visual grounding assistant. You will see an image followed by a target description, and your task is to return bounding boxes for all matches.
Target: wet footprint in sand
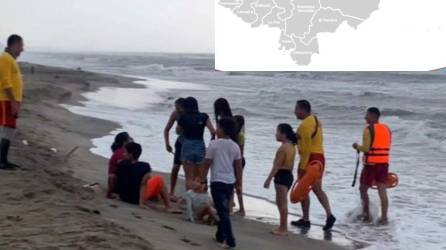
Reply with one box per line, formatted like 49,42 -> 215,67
6,215 -> 23,222
180,237 -> 201,247
132,212 -> 142,219
162,225 -> 176,231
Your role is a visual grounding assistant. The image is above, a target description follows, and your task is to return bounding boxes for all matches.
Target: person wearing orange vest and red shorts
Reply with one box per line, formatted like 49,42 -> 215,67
353,107 -> 391,225
0,35 -> 24,170
291,100 -> 336,231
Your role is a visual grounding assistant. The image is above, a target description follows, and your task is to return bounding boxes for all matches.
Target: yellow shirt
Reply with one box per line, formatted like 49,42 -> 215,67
276,142 -> 296,169
357,127 -> 371,153
0,52 -> 23,102
297,115 -> 324,170
237,132 -> 245,148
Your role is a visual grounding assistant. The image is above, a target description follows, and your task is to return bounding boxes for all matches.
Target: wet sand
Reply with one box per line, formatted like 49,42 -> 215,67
0,63 -> 352,250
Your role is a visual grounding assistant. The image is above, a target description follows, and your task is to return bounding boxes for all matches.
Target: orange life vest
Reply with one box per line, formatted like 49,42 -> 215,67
364,123 -> 391,165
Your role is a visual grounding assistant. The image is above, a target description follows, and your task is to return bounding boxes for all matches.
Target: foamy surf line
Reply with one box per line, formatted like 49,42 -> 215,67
62,74 -> 366,249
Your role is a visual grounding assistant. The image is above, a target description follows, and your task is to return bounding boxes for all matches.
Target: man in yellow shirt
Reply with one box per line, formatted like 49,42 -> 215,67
0,34 -> 24,170
291,100 -> 336,231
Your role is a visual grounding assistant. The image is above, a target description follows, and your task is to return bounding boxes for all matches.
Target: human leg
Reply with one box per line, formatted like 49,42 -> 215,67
273,184 -> 289,235
211,182 -> 236,248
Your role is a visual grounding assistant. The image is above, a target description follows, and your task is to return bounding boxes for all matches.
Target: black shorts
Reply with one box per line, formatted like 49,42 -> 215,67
274,169 -> 294,190
174,138 -> 183,165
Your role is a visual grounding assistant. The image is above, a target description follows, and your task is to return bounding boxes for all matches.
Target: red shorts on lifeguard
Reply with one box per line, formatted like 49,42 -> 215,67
0,101 -> 18,129
360,164 -> 389,187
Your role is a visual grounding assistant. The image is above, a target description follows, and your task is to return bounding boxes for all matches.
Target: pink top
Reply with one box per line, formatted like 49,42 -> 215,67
108,148 -> 125,175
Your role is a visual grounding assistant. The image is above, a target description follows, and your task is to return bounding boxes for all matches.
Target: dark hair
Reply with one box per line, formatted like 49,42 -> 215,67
234,115 -> 245,135
125,142 -> 142,160
183,97 -> 199,114
7,34 -> 23,47
214,98 -> 233,122
217,118 -> 237,138
175,97 -> 185,107
367,107 -> 381,118
296,100 -> 311,113
277,123 -> 297,144
111,132 -> 131,152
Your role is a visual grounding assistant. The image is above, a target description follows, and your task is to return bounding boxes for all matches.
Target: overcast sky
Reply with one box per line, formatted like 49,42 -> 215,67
0,0 -> 214,53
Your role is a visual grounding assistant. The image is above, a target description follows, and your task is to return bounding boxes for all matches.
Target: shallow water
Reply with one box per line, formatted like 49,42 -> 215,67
22,52 -> 446,250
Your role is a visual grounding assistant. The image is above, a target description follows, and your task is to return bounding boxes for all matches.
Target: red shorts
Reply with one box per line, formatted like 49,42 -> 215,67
298,153 -> 325,180
143,175 -> 165,201
360,164 -> 389,187
0,101 -> 18,129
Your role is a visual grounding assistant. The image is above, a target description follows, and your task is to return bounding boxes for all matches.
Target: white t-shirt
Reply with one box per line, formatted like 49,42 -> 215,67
205,138 -> 242,184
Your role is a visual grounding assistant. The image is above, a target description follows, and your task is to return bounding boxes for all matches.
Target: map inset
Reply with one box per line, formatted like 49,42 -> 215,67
219,0 -> 380,65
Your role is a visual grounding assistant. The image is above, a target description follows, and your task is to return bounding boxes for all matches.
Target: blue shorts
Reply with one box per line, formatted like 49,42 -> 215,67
181,139 -> 205,165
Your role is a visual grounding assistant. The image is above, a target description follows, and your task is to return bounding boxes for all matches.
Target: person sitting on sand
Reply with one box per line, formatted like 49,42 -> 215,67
163,97 -> 186,200
116,142 -> 181,213
264,124 -> 297,236
201,118 -> 243,249
107,132 -> 133,198
184,177 -> 219,225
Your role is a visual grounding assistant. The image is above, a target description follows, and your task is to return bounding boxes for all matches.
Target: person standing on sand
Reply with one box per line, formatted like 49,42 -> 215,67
233,115 -> 246,216
353,107 -> 391,225
291,100 -> 336,231
214,98 -> 246,216
177,97 -> 215,189
201,118 -> 243,249
107,132 -> 133,198
163,97 -> 186,200
0,35 -> 24,170
264,123 -> 297,236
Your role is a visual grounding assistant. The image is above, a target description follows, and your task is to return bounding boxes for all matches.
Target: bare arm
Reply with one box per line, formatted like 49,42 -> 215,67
234,159 -> 243,191
205,118 -> 216,139
139,172 -> 152,206
163,111 -> 177,152
201,158 -> 213,181
264,148 -> 285,188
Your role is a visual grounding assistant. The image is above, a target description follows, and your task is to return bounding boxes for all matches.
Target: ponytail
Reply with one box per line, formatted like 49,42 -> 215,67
277,123 -> 297,145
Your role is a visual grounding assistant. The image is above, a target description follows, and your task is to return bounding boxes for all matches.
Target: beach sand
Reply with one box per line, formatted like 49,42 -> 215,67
0,63 -> 350,250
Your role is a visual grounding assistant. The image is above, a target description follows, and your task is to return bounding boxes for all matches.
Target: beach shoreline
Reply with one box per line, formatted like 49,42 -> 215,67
0,62 -> 355,249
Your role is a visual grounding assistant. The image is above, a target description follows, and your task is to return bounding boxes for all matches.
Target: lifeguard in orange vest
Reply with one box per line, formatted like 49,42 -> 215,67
353,107 -> 392,225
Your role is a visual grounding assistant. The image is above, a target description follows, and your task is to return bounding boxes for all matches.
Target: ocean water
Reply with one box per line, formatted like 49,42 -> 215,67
22,52 -> 446,250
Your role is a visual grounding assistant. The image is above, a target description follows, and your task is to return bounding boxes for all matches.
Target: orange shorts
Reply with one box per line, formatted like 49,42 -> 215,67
298,153 -> 325,180
0,101 -> 18,129
143,175 -> 165,201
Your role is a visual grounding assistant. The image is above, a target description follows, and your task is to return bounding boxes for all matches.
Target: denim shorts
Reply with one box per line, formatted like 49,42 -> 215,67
181,139 -> 205,165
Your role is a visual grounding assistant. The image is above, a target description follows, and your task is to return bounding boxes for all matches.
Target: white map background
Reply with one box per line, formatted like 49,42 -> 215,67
215,0 -> 446,71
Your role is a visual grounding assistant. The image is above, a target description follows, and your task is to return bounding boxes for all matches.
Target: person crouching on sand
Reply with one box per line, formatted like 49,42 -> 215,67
264,123 -> 297,236
107,132 -> 133,198
201,118 -> 243,249
116,142 -> 181,213
185,177 -> 219,225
